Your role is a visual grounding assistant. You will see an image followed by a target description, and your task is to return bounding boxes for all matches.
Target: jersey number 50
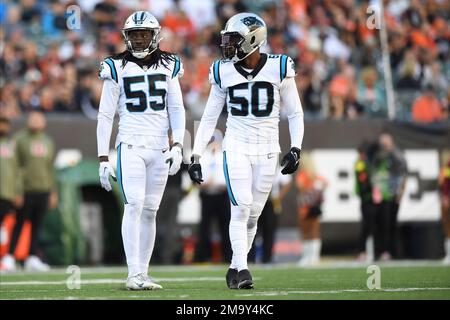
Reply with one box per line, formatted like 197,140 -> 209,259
229,82 -> 274,117
123,74 -> 166,112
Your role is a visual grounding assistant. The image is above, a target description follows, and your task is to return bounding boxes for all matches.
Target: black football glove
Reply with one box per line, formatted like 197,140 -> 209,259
188,154 -> 203,184
281,147 -> 301,175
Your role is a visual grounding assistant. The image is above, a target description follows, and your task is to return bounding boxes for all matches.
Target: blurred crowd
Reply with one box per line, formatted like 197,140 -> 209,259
1,0 -> 449,122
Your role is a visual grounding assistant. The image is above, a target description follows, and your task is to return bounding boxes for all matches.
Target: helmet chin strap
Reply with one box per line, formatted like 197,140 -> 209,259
145,37 -> 164,56
232,37 -> 267,63
127,40 -> 152,59
232,45 -> 260,63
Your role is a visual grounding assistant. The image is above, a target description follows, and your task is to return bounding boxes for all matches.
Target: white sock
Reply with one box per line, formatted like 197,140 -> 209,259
246,216 -> 258,254
311,239 -> 321,264
229,204 -> 250,271
138,207 -> 157,275
299,240 -> 313,265
445,238 -> 450,258
229,220 -> 248,271
366,236 -> 374,262
122,202 -> 143,278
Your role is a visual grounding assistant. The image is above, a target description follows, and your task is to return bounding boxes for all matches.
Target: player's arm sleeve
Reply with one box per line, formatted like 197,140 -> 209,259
167,75 -> 185,146
192,84 -> 227,156
171,55 -> 184,79
280,76 -> 304,150
97,78 -> 120,157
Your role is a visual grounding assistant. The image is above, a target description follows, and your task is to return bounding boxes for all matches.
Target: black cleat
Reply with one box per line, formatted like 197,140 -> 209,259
226,268 -> 238,289
238,269 -> 254,289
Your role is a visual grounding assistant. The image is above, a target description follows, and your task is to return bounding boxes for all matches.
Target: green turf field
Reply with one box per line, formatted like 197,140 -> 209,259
1,262 -> 449,300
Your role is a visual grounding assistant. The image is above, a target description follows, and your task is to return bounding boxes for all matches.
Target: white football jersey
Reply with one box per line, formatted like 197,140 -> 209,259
209,54 -> 296,155
98,55 -> 184,151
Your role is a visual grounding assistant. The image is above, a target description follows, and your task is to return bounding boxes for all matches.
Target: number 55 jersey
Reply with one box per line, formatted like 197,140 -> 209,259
97,55 -> 185,157
193,53 -> 304,156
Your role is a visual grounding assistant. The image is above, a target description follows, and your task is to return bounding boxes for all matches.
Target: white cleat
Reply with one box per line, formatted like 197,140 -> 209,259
297,256 -> 312,267
126,273 -> 162,290
24,255 -> 50,272
0,254 -> 17,272
443,255 -> 450,265
142,274 -> 163,290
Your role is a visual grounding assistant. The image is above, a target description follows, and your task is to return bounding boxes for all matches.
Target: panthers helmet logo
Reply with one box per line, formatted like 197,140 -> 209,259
240,16 -> 264,27
132,11 -> 147,25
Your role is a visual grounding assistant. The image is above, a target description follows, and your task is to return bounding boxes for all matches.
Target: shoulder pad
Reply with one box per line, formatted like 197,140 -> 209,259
171,55 -> 184,78
99,58 -> 118,83
279,55 -> 296,81
209,60 -> 223,88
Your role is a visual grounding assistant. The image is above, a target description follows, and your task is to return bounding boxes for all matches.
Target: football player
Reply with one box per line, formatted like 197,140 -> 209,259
188,13 -> 304,289
97,11 -> 185,290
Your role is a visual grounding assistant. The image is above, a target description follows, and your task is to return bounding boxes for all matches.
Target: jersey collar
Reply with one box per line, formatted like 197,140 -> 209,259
127,53 -> 152,71
233,53 -> 267,81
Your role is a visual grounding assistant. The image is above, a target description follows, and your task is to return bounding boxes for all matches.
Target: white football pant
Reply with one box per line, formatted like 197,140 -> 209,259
223,151 -> 278,271
117,143 -> 170,277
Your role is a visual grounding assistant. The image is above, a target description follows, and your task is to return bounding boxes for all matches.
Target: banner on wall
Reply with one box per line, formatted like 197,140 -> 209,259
312,149 -> 440,222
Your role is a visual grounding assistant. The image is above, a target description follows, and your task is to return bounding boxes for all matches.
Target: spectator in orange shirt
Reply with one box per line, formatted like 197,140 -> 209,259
161,9 -> 196,42
412,84 -> 445,123
328,64 -> 357,119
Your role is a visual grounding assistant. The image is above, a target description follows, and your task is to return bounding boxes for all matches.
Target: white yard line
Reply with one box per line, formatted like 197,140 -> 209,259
1,260 -> 447,276
0,277 -> 232,286
4,295 -> 191,300
3,287 -> 449,300
236,287 -> 450,297
3,296 -> 166,300
0,265 -> 226,276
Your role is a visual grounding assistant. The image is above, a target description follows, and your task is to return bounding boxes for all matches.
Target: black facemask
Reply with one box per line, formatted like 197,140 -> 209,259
221,32 -> 244,60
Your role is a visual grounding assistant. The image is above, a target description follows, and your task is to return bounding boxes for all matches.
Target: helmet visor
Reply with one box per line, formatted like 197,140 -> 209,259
220,32 -> 244,60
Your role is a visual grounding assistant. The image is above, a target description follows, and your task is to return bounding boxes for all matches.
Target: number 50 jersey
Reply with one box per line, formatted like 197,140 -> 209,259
97,55 -> 185,156
194,53 -> 300,156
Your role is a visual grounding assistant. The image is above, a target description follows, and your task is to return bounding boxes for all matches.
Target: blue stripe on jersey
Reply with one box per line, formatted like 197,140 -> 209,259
280,55 -> 288,82
105,58 -> 118,83
223,151 -> 238,206
172,56 -> 180,78
213,61 -> 221,88
117,143 -> 128,204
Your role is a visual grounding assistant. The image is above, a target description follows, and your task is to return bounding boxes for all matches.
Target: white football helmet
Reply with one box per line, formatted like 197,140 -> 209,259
220,12 -> 267,62
122,11 -> 161,59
